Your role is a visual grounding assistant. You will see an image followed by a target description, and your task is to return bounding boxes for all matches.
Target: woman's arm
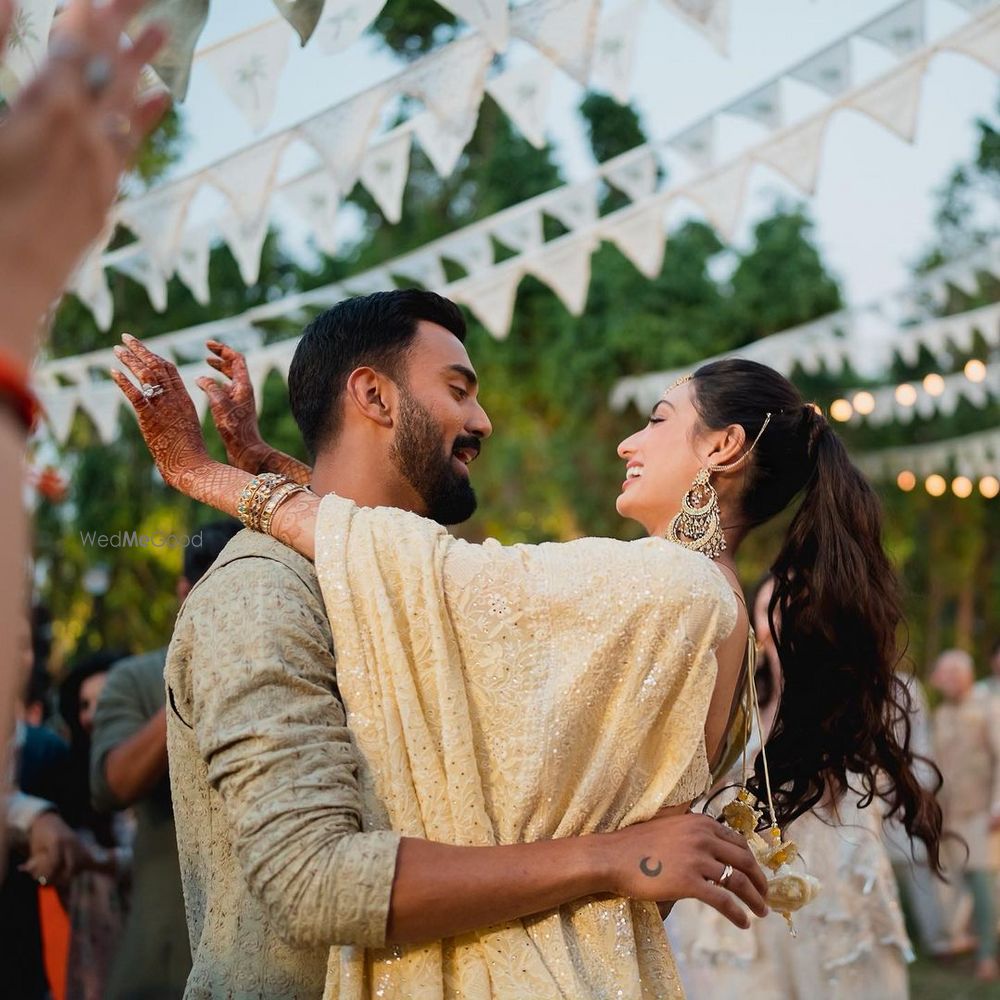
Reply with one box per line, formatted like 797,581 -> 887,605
112,335 -> 319,560
198,340 -> 313,485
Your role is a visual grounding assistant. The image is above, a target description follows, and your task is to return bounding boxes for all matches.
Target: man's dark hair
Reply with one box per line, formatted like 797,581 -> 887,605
183,519 -> 242,586
288,290 -> 467,458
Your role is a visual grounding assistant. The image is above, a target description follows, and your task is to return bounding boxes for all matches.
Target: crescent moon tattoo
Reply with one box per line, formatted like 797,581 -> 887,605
639,856 -> 663,878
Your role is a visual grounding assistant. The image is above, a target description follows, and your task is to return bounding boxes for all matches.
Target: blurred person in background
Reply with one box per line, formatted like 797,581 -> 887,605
930,648 -> 1000,981
0,0 -> 168,855
90,519 -> 240,999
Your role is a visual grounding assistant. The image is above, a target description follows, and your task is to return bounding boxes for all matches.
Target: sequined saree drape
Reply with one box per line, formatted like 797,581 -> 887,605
314,494 -> 737,999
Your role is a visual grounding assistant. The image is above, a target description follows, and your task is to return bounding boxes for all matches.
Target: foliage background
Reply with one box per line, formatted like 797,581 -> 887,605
31,1 -> 1000,680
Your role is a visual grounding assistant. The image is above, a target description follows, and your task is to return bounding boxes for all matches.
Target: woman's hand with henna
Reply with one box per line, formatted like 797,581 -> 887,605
111,334 -> 217,496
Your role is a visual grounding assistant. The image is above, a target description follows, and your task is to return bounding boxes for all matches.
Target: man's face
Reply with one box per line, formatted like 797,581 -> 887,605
390,322 -> 492,525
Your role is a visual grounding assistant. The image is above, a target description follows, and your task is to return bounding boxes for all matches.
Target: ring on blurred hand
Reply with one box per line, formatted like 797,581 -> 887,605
104,112 -> 132,139
717,863 -> 734,887
37,875 -> 48,886
141,383 -> 164,399
48,36 -> 86,64
83,54 -> 114,97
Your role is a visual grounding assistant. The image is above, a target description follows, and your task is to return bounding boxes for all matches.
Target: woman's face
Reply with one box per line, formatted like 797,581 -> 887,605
616,381 -> 714,537
78,671 -> 108,734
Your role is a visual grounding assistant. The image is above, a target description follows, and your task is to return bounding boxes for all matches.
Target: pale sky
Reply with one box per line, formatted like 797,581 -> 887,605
172,0 -> 999,309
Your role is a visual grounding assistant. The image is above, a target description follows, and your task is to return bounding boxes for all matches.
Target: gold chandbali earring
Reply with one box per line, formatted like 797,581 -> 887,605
667,411 -> 774,561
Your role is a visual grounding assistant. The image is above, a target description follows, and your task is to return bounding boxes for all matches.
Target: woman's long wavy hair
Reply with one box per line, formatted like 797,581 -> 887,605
690,359 -> 944,873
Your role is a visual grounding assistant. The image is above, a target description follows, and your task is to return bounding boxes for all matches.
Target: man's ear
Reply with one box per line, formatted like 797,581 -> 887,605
345,366 -> 395,428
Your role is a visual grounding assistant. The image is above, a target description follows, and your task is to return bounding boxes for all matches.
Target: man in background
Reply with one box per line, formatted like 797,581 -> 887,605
90,520 -> 240,999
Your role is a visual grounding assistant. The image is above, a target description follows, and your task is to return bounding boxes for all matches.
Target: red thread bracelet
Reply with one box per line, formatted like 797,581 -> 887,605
0,351 -> 41,434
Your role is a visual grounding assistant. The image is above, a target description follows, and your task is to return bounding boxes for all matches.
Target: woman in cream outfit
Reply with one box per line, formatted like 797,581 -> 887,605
114,334 -> 943,1000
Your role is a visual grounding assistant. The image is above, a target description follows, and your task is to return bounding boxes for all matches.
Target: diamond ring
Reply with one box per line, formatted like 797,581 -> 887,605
141,383 -> 164,399
718,863 -> 734,887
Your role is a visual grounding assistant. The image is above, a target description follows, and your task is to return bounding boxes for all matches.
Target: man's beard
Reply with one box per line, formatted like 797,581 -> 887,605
391,390 -> 479,526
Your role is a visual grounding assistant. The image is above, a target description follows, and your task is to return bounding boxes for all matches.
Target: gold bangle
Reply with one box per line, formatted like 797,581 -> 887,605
237,473 -> 289,531
258,481 -> 299,535
261,483 -> 310,537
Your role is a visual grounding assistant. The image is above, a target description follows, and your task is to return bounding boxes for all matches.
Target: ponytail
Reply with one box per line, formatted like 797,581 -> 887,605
690,359 -> 944,872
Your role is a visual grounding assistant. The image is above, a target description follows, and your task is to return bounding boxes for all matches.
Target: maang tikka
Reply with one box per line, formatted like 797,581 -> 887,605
667,410 -> 774,560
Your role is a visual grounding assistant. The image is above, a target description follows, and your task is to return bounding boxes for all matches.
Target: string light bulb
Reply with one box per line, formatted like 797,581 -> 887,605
964,359 -> 986,383
922,373 -> 945,397
852,391 -> 876,415
980,476 -> 999,499
895,384 -> 917,406
830,399 -> 853,422
952,476 -> 973,498
896,470 -> 916,492
925,474 -> 946,497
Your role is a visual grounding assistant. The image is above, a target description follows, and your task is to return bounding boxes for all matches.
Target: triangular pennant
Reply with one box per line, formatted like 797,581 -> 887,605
219,209 -> 271,286
201,18 -> 291,132
661,0 -> 730,55
492,209 -> 545,254
39,389 -> 80,445
0,0 -> 57,95
789,39 -> 853,96
727,79 -> 784,130
406,35 -> 492,129
111,252 -> 169,312
208,134 -> 290,223
272,0 -> 327,44
605,147 -> 658,202
451,263 -> 524,339
314,0 -> 386,53
391,250 -> 448,290
945,9 -> 1000,72
82,383 -> 124,444
590,0 -> 645,102
859,0 -> 926,57
667,117 -> 716,170
359,129 -> 413,224
601,200 -> 667,278
849,56 -> 928,143
440,230 -> 494,275
116,179 -> 198,274
525,233 -> 596,315
412,110 -> 479,177
127,0 -> 210,100
486,59 -> 556,149
70,258 -> 114,332
246,351 -> 279,404
543,180 -> 600,232
753,112 -> 830,194
341,267 -> 393,296
684,158 -> 750,241
512,0 -> 601,85
281,172 -> 341,255
438,0 -> 509,52
299,86 -> 387,192
175,227 -> 213,306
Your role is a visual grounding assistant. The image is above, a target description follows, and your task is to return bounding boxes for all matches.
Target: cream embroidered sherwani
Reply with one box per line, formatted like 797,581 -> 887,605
313,495 -> 737,1000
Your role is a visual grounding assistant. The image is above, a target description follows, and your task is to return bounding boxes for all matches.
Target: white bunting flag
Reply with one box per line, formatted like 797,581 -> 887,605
512,0 -> 601,85
441,231 -> 495,276
439,0 -> 510,52
70,257 -> 114,332
859,0 -> 926,57
661,0 -> 730,55
127,0 -> 211,100
407,35 -> 492,130
605,147 -> 658,202
412,110 -> 479,177
451,263 -> 524,339
219,208 -> 271,286
314,0 -> 386,53
753,112 -> 831,194
281,172 -> 341,255
341,268 -> 394,296
544,180 -> 600,232
0,0 -> 57,94
601,200 -> 667,278
175,227 -> 213,306
684,158 -> 750,241
849,56 -> 928,143
209,134 -> 291,224
727,80 -> 784,130
299,86 -> 387,193
41,389 -> 79,444
946,8 -> 1000,72
391,250 -> 448,290
790,39 -> 853,96
486,59 -> 555,149
201,19 -> 291,132
112,253 -> 168,313
492,210 -> 545,254
590,0 -> 645,103
116,180 -> 198,274
667,117 -> 716,170
526,233 -> 596,315
84,383 -> 124,444
359,129 -> 413,224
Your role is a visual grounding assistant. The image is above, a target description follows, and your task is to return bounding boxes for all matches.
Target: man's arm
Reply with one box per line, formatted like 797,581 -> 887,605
185,555 -> 767,951
91,658 -> 168,812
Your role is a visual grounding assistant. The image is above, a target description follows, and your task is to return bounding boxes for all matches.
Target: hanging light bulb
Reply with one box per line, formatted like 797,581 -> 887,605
922,373 -> 945,397
830,399 -> 853,422
964,359 -> 986,383
852,391 -> 876,415
895,384 -> 918,406
925,474 -> 946,497
896,470 -> 916,492
979,476 -> 1000,499
952,476 -> 973,498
